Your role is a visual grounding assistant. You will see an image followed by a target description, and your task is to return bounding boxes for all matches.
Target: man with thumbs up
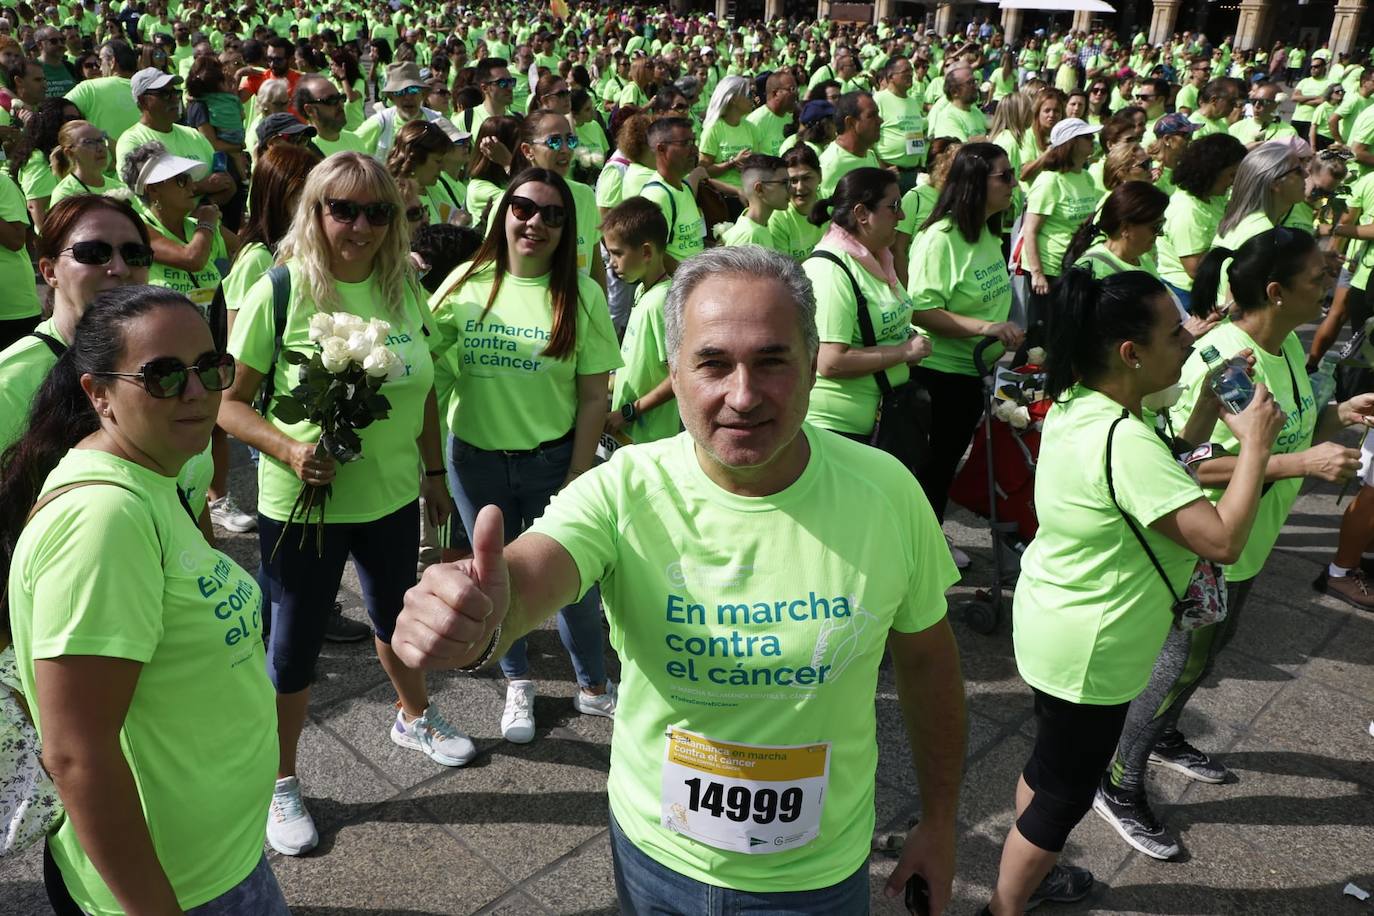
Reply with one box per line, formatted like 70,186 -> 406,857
394,247 -> 967,914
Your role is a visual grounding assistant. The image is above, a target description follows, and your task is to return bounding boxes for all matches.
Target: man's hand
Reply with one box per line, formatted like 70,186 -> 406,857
883,817 -> 957,913
393,505 -> 509,669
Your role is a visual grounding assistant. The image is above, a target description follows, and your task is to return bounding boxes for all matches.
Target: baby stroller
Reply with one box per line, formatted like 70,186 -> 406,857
947,338 -> 1051,634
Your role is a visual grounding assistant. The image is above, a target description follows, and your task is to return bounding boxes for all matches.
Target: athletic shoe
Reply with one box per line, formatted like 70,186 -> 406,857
1026,862 -> 1096,909
1149,733 -> 1228,783
573,680 -> 618,718
946,535 -> 972,571
501,679 -> 536,743
266,776 -> 318,856
1312,568 -> 1374,611
391,705 -> 477,766
209,495 -> 257,533
324,602 -> 372,643
1092,783 -> 1181,860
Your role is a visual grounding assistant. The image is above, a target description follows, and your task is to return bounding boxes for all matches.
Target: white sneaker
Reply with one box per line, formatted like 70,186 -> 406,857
391,705 -> 477,766
266,776 -> 318,856
501,679 -> 536,743
209,495 -> 257,533
573,680 -> 617,718
946,535 -> 971,571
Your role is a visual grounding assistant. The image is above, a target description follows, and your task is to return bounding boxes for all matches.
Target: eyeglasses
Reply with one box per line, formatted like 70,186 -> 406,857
542,88 -> 571,99
308,93 -> 346,107
533,132 -> 579,151
73,132 -> 109,148
508,194 -> 566,228
96,351 -> 236,398
405,205 -> 426,222
485,77 -> 517,90
1090,86 -> 1107,94
325,198 -> 396,225
60,240 -> 154,267
391,85 -> 424,97
1250,97 -> 1277,107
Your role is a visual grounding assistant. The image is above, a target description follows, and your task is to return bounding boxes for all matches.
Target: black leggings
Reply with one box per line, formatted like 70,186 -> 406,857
1018,688 -> 1131,853
43,838 -> 83,916
911,366 -> 986,522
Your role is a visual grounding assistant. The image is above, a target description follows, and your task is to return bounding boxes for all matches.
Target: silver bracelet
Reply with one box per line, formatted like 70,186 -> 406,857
456,624 -> 502,673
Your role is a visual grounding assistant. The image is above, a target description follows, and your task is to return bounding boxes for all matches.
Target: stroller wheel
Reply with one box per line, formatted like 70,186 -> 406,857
962,599 -> 999,635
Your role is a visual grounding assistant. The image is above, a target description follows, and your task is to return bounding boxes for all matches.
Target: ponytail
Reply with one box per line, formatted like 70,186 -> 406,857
1199,227 -> 1321,318
49,145 -> 74,179
1188,246 -> 1233,318
1044,267 -> 1166,402
807,194 -> 836,227
1060,216 -> 1102,275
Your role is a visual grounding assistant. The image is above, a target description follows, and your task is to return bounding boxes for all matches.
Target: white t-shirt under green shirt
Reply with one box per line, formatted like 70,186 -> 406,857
530,424 -> 957,892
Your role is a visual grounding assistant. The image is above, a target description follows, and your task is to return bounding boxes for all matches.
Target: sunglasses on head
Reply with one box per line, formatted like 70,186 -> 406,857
508,194 -> 566,228
97,351 -> 235,398
325,198 -> 396,225
61,240 -> 154,267
533,132 -> 579,151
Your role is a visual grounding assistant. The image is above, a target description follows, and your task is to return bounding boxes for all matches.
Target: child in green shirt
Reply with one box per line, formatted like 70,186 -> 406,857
720,153 -> 788,250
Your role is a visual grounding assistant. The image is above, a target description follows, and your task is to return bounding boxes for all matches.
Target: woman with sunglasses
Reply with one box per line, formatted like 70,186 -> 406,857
1101,142 -> 1153,191
48,119 -> 126,207
1096,228 -> 1374,862
511,108 -> 607,291
1212,143 -> 1310,267
1083,81 -> 1111,125
534,73 -> 573,117
428,168 -> 622,745
1310,83 -> 1345,151
907,145 -> 1022,552
219,152 -> 462,858
0,284 -> 284,916
387,119 -> 455,228
465,114 -> 520,230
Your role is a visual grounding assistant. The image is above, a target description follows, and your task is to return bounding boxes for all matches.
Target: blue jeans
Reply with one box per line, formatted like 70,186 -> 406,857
447,435 -> 606,686
74,855 -> 289,916
608,810 -> 871,915
1164,279 -> 1192,315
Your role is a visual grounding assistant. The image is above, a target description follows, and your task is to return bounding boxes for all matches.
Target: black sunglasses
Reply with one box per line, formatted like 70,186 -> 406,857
405,205 -> 426,222
508,194 -> 566,228
308,93 -> 346,106
325,198 -> 396,225
61,240 -> 154,268
97,351 -> 235,398
485,77 -> 517,89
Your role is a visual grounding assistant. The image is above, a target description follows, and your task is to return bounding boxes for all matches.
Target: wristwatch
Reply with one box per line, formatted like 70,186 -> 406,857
621,401 -> 638,423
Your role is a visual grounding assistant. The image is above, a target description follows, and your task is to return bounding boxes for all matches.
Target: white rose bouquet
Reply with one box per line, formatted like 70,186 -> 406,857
270,311 -> 405,555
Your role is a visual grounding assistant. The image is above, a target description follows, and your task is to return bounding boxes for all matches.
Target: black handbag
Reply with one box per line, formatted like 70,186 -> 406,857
807,251 -> 932,474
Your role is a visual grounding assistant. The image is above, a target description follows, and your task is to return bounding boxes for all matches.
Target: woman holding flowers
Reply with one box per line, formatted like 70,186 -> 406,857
218,152 -> 465,861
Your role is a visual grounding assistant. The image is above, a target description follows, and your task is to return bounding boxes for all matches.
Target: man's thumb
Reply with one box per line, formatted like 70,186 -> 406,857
471,504 -> 507,591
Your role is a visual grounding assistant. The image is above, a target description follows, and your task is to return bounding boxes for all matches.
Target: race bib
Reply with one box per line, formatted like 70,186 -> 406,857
904,131 -> 926,158
660,726 -> 829,855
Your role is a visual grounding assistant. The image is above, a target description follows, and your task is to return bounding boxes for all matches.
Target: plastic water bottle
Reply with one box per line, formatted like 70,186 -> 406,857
1201,346 -> 1255,414
1310,351 -> 1340,409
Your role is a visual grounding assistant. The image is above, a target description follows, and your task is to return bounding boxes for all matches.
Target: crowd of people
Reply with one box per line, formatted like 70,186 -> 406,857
0,2 -> 1371,914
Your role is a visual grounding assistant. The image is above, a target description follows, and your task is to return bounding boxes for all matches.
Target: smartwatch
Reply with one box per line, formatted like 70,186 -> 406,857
621,401 -> 638,423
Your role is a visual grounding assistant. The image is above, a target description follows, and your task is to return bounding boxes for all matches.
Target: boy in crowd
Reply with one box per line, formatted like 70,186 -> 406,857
720,153 -> 789,250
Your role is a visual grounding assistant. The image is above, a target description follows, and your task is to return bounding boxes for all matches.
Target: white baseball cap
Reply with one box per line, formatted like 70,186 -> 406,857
1048,117 -> 1102,149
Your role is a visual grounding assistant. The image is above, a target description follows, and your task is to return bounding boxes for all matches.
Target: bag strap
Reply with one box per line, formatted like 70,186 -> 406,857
1105,411 -> 1182,604
644,181 -> 678,244
27,332 -> 64,358
805,250 -> 894,396
256,265 -> 292,417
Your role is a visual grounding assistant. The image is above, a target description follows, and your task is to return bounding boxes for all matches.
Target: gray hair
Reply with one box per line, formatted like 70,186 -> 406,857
119,140 -> 166,199
1218,142 -> 1300,237
664,247 -> 819,368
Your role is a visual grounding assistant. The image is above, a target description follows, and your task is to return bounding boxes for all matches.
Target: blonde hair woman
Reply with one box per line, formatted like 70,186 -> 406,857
218,152 -> 464,860
48,119 -> 128,206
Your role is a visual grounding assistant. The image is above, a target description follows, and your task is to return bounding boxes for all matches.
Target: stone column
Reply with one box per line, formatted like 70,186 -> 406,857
1001,7 -> 1024,45
874,0 -> 894,23
765,0 -> 783,19
1233,0 -> 1272,50
716,0 -> 730,21
933,3 -> 956,36
1148,0 -> 1180,45
1330,0 -> 1367,56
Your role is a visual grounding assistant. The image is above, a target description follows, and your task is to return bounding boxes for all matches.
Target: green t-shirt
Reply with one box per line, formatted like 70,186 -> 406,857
529,424 -> 956,891
745,105 -> 790,157
1348,103 -> 1374,177
927,102 -> 987,142
621,162 -> 659,200
144,210 -> 229,308
465,177 -> 504,228
907,219 -> 1011,376
114,122 -> 214,177
817,143 -> 880,198
1334,90 -> 1372,142
314,129 -> 367,158
48,172 -> 129,207
1025,168 -> 1101,277
568,176 -> 600,276
720,211 -> 779,249
228,262 -> 436,523
1175,83 -> 1200,113
8,448 -> 275,915
18,153 -> 57,202
1347,171 -> 1374,289
1227,117 -> 1297,146
896,183 -> 939,235
596,161 -> 626,209
0,316 -> 67,449
428,264 -> 622,451
611,277 -> 678,444
0,172 -> 38,321
701,118 -> 757,188
873,88 -> 925,168
1294,76 -> 1333,122
1013,387 -> 1204,704
768,205 -> 825,261
1187,111 -> 1229,138
1073,241 -> 1159,279
221,240 -> 274,312
1166,323 -> 1316,581
803,244 -> 914,435
1157,191 -> 1225,290
642,179 -> 707,263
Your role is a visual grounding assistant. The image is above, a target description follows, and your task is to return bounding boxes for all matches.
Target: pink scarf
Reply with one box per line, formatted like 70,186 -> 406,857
820,223 -> 899,291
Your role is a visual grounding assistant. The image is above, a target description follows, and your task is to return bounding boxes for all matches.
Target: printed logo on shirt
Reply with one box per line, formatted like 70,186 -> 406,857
462,317 -> 551,373
195,553 -> 264,654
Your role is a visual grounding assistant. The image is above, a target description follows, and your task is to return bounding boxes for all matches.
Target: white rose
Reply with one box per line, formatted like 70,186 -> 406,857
1009,405 -> 1031,430
365,317 -> 392,347
332,313 -> 366,339
363,346 -> 399,379
307,312 -> 335,342
1026,346 -> 1047,365
344,330 -> 371,363
992,399 -> 1017,422
320,337 -> 352,373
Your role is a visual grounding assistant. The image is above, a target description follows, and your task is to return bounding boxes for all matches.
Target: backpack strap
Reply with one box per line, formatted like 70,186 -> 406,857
805,250 -> 893,396
27,331 -> 64,358
256,265 -> 292,417
1105,412 -> 1183,604
644,181 -> 678,244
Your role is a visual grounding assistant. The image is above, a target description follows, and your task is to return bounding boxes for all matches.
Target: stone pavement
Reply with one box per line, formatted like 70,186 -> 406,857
2,460 -> 1372,916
